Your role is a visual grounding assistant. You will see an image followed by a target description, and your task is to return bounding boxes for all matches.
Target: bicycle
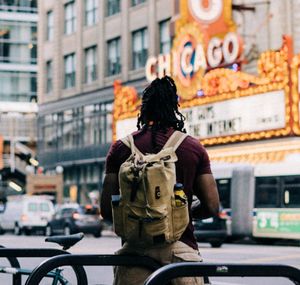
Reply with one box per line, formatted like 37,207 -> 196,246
0,232 -> 88,285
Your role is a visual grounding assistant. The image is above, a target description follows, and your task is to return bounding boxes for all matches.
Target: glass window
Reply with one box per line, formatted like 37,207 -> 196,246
107,0 -> 120,16
0,0 -> 37,13
84,45 -> 97,83
216,179 -> 231,208
255,177 -> 280,208
47,11 -> 54,41
40,203 -> 50,212
64,53 -> 76,89
64,1 -> 76,35
159,19 -> 171,54
0,20 -> 37,64
282,176 -> 300,208
62,109 -> 73,149
46,60 -> 53,93
0,71 -> 36,102
132,28 -> 148,70
28,202 -> 38,212
131,0 -> 146,6
107,37 -> 121,76
85,0 -> 98,26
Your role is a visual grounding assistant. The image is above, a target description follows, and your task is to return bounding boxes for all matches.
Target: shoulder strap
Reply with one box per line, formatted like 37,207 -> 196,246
163,131 -> 188,151
120,135 -> 144,157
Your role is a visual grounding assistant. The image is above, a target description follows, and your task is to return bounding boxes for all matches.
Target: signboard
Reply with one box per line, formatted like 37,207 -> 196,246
146,0 -> 242,100
255,210 -> 300,236
116,90 -> 286,140
113,2 -> 296,145
182,90 -> 286,139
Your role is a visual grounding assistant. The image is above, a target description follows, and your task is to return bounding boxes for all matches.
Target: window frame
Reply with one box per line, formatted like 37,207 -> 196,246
85,0 -> 98,26
84,45 -> 98,83
46,10 -> 54,41
131,0 -> 146,7
107,37 -> 121,76
107,0 -> 120,16
132,28 -> 148,70
64,53 -> 76,89
64,1 -> 76,35
159,18 -> 171,54
46,60 -> 53,93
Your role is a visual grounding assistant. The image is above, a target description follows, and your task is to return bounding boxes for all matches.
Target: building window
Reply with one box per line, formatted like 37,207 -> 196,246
159,19 -> 171,54
107,0 -> 120,16
132,28 -> 148,70
46,11 -> 54,41
131,0 -> 146,6
46,60 -> 53,93
0,71 -> 36,102
0,20 -> 37,64
64,53 -> 76,89
107,37 -> 121,76
0,0 -> 37,13
64,1 -> 76,35
85,0 -> 98,26
85,46 -> 97,83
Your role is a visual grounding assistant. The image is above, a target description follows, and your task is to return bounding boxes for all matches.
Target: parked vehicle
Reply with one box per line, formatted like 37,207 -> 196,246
45,204 -> 103,238
191,196 -> 228,248
0,195 -> 55,235
192,209 -> 228,248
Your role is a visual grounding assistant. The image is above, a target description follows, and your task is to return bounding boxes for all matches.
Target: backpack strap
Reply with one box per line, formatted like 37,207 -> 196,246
120,135 -> 144,157
163,131 -> 188,151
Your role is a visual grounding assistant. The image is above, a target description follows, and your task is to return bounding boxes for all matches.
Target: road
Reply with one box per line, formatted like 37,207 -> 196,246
0,232 -> 299,285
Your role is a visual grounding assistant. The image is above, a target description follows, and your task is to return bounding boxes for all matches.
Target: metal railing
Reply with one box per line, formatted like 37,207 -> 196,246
0,247 -> 88,285
144,262 -> 300,285
25,254 -> 161,285
13,252 -> 300,285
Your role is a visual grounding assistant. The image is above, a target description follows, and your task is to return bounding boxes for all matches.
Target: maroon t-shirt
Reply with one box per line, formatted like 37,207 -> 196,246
105,127 -> 212,250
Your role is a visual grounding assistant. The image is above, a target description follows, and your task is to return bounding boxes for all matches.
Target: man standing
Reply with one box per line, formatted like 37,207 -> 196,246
101,76 -> 219,285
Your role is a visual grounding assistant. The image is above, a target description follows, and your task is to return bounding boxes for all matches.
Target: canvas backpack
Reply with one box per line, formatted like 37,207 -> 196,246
111,130 -> 190,246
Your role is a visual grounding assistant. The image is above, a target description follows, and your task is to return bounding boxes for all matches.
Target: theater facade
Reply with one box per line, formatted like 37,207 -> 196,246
114,0 -> 300,166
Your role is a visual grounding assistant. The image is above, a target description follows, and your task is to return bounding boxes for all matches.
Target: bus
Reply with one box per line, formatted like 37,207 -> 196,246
211,159 -> 300,241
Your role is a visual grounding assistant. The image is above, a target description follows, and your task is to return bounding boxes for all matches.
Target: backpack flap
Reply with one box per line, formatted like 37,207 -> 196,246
144,147 -> 177,163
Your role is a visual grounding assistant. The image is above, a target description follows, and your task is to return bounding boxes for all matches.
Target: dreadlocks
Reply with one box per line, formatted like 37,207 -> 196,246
137,76 -> 186,149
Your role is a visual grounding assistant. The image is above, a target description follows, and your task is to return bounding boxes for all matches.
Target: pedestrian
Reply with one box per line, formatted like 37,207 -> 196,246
101,75 -> 220,285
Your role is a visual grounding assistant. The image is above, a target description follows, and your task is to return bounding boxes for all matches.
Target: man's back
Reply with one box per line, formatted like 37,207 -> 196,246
106,127 -> 212,250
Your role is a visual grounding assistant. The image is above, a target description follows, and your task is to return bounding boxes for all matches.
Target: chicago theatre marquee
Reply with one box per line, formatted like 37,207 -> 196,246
113,0 -> 300,165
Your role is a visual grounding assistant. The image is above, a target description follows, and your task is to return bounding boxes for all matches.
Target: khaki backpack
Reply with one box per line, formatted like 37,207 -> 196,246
112,130 -> 189,246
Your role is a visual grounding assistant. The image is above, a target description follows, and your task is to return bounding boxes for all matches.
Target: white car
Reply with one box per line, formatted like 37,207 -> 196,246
0,195 -> 55,235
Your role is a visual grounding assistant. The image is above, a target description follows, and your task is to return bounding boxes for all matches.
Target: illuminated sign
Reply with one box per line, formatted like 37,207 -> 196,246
115,90 -> 286,141
188,0 -> 223,23
182,90 -> 286,139
145,0 -> 242,100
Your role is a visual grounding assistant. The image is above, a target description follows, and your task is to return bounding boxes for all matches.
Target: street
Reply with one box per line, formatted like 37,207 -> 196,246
0,232 -> 299,285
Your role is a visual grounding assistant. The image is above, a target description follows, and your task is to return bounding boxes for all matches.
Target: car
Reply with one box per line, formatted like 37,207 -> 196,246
192,209 -> 228,248
45,204 -> 103,238
191,197 -> 228,248
0,195 -> 55,235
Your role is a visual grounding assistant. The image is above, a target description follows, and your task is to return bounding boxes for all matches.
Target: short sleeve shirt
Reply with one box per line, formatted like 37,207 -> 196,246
105,127 -> 212,250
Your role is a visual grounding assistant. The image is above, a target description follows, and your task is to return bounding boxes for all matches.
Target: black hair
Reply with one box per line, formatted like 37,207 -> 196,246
137,76 -> 186,149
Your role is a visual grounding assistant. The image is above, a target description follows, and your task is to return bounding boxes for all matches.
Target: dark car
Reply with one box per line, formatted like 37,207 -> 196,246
45,204 -> 103,238
192,209 -> 228,248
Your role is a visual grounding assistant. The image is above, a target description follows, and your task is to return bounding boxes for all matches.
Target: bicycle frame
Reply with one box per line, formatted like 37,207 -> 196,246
0,266 -> 68,285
